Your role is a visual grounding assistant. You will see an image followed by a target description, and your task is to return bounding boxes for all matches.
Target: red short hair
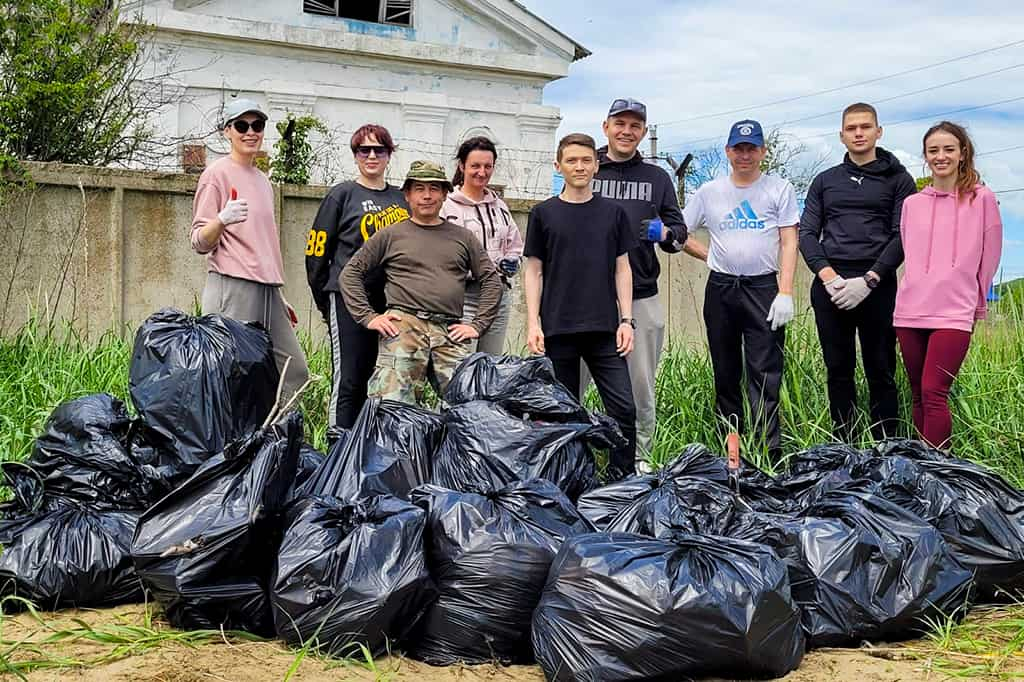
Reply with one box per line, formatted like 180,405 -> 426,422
350,124 -> 396,154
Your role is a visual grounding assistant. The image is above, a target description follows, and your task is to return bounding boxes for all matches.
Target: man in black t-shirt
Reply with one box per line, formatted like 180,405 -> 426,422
523,133 -> 638,481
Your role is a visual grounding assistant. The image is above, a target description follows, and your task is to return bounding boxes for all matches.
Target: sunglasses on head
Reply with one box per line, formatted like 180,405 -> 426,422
609,98 -> 647,118
230,119 -> 266,134
355,145 -> 390,159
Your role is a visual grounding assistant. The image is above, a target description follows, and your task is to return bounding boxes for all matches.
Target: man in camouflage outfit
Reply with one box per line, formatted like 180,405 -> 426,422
340,160 -> 502,405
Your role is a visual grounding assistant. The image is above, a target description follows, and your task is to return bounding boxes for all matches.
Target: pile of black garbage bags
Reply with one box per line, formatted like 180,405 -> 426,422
3,308 -> 1024,681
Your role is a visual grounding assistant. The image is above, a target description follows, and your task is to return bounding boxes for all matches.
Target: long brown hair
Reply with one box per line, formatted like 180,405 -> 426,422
923,121 -> 981,201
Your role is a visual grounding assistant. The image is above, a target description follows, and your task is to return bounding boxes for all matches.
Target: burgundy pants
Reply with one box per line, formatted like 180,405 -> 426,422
894,327 -> 972,448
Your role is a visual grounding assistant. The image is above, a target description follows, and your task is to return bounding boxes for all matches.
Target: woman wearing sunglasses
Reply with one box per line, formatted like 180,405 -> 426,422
306,124 -> 410,436
190,98 -> 310,403
441,136 -> 523,356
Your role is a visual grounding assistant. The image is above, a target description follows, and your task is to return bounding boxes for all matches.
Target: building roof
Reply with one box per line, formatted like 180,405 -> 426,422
509,1 -> 591,61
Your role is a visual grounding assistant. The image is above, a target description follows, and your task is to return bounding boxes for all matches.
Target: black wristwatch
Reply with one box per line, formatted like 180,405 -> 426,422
863,273 -> 880,290
620,317 -> 636,329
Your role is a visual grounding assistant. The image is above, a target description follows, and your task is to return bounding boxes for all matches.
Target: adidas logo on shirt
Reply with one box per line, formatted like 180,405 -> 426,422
719,200 -> 766,230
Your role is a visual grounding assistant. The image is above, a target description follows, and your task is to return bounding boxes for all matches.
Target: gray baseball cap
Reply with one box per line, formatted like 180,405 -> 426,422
222,98 -> 268,126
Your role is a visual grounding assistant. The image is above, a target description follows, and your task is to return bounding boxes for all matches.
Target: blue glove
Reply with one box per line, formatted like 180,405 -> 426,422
639,217 -> 664,242
498,258 -> 520,277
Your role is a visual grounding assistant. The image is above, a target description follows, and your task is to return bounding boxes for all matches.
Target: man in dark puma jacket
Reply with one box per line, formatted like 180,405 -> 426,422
588,97 -> 688,471
799,102 -> 916,441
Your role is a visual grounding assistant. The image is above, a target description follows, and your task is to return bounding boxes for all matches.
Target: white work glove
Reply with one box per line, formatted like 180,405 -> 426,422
831,276 -> 871,310
218,198 -> 248,226
766,293 -> 794,331
823,276 -> 846,297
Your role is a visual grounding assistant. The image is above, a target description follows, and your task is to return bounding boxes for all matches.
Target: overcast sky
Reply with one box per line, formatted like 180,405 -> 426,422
521,0 -> 1024,280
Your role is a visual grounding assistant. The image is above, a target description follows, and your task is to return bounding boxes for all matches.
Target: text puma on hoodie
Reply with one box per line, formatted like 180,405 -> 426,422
592,147 -> 687,299
799,147 -> 917,279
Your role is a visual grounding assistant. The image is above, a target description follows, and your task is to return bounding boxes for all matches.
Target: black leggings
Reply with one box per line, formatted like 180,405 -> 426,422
327,292 -> 379,429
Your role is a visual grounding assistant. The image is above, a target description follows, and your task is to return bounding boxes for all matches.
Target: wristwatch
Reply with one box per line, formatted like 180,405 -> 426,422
620,317 -> 637,329
863,272 -> 880,289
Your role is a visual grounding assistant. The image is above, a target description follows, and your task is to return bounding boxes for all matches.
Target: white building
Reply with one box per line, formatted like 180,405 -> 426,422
133,0 -> 588,197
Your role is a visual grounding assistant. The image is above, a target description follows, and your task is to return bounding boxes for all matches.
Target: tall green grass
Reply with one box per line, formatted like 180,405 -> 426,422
1,295 -> 1022,485
651,290 -> 1024,484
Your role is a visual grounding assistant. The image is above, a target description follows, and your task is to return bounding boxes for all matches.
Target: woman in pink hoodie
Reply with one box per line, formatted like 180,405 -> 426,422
441,136 -> 525,356
893,121 -> 1002,448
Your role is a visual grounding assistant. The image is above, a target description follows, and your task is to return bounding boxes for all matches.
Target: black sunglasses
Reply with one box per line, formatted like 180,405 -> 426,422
231,119 -> 266,134
355,145 -> 390,158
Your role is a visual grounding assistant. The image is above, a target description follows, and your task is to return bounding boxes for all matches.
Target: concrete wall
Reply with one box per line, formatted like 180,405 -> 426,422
0,163 -> 814,347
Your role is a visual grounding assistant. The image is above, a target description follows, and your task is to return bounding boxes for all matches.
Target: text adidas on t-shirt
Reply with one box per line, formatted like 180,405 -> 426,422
720,200 -> 767,230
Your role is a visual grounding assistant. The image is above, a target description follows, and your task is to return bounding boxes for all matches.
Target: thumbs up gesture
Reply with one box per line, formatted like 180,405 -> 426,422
218,187 -> 248,226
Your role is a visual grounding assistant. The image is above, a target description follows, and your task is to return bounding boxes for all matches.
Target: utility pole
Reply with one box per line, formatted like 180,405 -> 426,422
665,152 -> 693,208
649,124 -> 658,159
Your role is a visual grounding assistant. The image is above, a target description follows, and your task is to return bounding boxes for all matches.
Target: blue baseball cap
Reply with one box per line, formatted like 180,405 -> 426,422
727,119 -> 764,147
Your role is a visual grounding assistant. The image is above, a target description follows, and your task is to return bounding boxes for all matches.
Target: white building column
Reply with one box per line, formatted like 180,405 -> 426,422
516,113 -> 560,199
399,103 -> 451,174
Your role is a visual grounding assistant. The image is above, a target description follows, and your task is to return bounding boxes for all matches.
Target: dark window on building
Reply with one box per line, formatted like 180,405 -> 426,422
303,1 -> 413,26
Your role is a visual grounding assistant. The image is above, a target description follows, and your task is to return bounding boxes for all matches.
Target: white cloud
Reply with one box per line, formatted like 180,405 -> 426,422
523,0 -> 1024,211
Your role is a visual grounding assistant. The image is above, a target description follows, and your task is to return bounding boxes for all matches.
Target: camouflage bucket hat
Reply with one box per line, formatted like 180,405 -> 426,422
402,160 -> 453,192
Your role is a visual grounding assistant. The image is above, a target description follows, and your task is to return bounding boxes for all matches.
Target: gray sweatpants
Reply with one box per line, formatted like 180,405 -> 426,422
201,272 -> 311,405
581,294 -> 665,464
462,283 -> 511,356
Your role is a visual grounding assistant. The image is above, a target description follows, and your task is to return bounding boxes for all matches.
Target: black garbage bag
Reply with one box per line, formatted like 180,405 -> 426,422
300,399 -> 444,502
726,511 -> 908,646
532,531 -> 805,681
776,443 -> 867,508
602,476 -> 739,537
659,443 -> 793,512
0,394 -> 172,512
872,438 -> 949,461
0,503 -> 142,610
271,494 -> 434,656
131,412 -> 301,636
408,480 -> 592,665
443,352 -> 588,422
577,446 -> 776,532
576,465 -> 741,536
851,454 -> 1024,599
432,401 -> 622,501
797,487 -> 973,645
287,443 -> 326,504
129,308 -> 279,469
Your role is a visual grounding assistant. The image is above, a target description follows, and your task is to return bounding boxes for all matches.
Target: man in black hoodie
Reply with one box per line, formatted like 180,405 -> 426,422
799,102 -> 916,442
588,97 -> 688,470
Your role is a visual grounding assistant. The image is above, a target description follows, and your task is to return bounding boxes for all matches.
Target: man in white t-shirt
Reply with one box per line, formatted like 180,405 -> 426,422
683,119 -> 799,456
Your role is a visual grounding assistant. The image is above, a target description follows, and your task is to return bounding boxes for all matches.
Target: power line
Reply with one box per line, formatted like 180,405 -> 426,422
660,65 -> 1024,154
657,38 -> 1024,127
995,188 -> 1024,194
660,95 -> 1024,155
797,95 -> 1024,142
776,63 -> 1024,128
978,145 -> 1024,158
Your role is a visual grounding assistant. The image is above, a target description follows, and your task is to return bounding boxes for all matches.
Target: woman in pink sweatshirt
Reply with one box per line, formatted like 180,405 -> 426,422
190,99 -> 309,402
893,121 -> 1002,448
441,136 -> 525,356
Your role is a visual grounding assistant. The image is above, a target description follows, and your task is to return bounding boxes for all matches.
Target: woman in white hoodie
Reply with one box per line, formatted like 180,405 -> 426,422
441,137 -> 525,356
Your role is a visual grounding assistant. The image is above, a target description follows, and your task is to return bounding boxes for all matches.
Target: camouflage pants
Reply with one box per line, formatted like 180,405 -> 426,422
367,309 -> 472,405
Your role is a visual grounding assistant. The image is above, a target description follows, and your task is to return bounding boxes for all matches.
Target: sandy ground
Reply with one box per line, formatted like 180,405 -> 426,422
0,604 -> 996,682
